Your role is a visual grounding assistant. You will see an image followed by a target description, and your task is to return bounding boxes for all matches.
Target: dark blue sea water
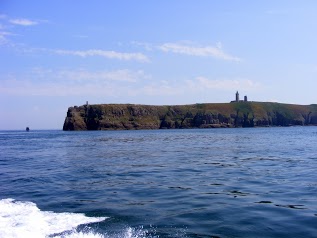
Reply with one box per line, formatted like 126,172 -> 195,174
1,127 -> 317,238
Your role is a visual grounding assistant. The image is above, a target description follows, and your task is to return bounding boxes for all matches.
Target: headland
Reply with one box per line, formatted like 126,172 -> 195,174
63,101 -> 317,131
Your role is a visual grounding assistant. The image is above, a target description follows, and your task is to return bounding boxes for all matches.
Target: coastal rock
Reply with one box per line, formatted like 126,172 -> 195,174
63,102 -> 317,131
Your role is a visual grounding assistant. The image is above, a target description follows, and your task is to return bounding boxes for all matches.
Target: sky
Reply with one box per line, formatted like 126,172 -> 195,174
1,1 -> 317,129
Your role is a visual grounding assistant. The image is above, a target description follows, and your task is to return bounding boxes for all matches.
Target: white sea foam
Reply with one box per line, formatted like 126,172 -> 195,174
0,198 -> 107,238
106,227 -> 151,238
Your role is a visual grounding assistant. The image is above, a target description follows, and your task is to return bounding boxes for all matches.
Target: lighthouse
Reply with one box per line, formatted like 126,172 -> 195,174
235,91 -> 239,102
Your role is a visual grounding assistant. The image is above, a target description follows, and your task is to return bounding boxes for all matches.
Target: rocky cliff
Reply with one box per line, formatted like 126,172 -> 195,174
63,102 -> 317,130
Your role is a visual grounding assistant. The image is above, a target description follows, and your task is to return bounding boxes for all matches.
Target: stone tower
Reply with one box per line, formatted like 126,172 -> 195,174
236,91 -> 239,102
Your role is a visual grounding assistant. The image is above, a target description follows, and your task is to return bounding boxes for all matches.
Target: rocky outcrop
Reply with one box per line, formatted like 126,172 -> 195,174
63,102 -> 317,130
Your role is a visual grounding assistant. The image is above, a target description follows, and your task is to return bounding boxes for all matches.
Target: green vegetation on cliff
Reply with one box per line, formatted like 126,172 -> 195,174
63,102 -> 317,130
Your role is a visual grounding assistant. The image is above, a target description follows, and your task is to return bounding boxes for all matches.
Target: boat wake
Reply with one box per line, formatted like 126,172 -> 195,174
0,198 -> 107,238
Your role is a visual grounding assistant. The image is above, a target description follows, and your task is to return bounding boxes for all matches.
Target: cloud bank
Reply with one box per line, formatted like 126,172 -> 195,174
186,77 -> 260,91
0,68 -> 150,96
1,68 -> 260,98
9,18 -> 38,26
54,49 -> 150,62
159,42 -> 241,62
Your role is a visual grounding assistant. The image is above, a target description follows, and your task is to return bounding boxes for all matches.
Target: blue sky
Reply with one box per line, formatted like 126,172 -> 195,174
1,1 -> 317,129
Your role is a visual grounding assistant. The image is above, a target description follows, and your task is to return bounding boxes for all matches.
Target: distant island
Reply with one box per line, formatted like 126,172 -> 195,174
63,93 -> 317,131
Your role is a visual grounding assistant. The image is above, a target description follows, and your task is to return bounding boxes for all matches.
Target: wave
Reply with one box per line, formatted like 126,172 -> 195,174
0,198 -> 107,238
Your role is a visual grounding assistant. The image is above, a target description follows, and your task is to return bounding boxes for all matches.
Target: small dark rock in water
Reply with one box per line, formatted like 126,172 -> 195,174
256,201 -> 272,204
26,127 -> 30,131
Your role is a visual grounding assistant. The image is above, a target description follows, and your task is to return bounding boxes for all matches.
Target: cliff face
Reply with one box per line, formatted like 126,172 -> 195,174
63,102 -> 317,131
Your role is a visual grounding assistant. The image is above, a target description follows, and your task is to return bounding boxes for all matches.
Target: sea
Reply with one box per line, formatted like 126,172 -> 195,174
0,127 -> 316,238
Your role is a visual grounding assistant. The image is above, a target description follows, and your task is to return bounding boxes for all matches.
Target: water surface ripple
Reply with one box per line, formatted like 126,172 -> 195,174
0,127 -> 317,237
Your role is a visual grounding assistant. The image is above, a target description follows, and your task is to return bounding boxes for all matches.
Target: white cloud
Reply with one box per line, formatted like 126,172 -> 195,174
216,41 -> 223,49
159,42 -> 241,62
0,68 -> 150,96
54,49 -> 150,62
141,80 -> 183,96
56,69 -> 149,83
0,79 -> 113,97
139,77 -> 261,97
131,41 -> 154,51
186,77 -> 261,91
9,18 -> 38,26
29,67 -> 150,83
0,31 -> 14,45
0,32 -> 8,44
73,35 -> 89,39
